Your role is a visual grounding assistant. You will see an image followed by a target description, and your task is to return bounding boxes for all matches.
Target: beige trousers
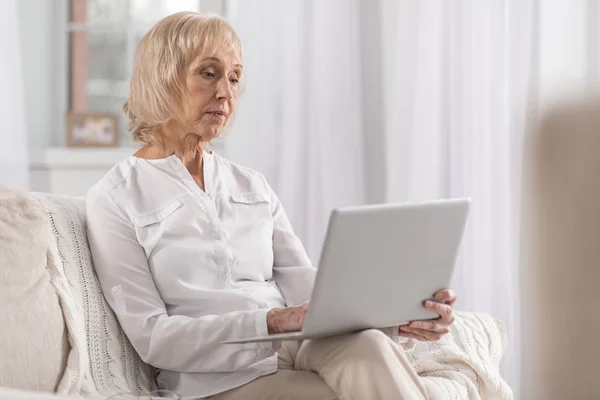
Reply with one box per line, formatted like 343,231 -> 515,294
209,329 -> 443,400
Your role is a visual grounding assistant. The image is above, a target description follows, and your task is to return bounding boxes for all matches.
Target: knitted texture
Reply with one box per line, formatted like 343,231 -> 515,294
36,193 -> 156,398
408,311 -> 513,399
46,224 -> 96,397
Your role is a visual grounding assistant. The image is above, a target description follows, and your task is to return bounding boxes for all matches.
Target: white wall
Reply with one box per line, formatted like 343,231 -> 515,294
17,0 -> 66,155
537,0 -> 598,110
17,0 -> 69,192
0,0 -> 28,187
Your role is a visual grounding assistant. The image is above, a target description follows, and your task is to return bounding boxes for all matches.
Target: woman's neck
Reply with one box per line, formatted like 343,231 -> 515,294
134,124 -> 207,177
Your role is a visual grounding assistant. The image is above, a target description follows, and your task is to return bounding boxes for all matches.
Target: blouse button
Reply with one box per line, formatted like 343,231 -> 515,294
221,273 -> 229,280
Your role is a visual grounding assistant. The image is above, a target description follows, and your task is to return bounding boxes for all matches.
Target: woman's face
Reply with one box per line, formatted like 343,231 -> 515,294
181,49 -> 242,140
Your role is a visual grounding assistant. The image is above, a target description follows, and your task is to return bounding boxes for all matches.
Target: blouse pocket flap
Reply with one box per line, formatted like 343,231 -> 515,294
230,192 -> 270,205
134,200 -> 183,227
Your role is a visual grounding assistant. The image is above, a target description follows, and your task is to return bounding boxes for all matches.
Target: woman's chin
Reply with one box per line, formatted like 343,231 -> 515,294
191,119 -> 227,141
197,128 -> 223,142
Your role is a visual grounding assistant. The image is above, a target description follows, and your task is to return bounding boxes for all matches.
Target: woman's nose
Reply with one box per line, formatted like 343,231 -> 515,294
216,77 -> 233,100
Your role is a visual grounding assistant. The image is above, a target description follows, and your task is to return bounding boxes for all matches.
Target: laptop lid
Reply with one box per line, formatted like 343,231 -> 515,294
302,198 -> 470,337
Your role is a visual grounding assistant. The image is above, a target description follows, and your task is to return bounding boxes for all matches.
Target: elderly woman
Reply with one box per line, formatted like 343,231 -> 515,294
87,12 -> 456,400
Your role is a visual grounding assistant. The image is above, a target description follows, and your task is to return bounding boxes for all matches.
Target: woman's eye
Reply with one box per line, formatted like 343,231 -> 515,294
229,77 -> 240,85
201,70 -> 215,78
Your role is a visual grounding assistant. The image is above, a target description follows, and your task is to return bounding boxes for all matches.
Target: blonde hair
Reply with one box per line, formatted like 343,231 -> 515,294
124,12 -> 243,144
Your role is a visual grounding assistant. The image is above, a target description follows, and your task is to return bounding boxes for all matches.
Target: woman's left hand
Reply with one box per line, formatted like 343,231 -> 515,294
397,289 -> 457,341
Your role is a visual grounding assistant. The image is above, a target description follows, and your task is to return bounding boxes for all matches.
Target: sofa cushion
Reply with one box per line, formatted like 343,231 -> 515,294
0,185 -> 68,392
35,193 -> 156,397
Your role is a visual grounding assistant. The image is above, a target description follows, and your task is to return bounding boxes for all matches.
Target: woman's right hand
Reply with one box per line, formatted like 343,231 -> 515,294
266,303 -> 308,334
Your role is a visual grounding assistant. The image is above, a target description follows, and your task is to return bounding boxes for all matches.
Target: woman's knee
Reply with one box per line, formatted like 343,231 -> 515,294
295,329 -> 396,372
345,329 -> 392,356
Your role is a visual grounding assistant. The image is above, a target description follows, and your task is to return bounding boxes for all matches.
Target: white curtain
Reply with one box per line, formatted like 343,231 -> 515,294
227,0 -> 535,396
227,0 -> 365,259
380,1 -> 537,395
0,0 -> 28,187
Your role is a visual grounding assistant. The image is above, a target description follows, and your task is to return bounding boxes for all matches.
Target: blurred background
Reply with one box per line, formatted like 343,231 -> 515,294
3,0 -> 600,398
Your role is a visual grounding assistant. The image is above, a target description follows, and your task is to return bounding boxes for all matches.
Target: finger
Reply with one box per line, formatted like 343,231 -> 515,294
409,319 -> 450,333
424,300 -> 453,318
400,326 -> 445,341
397,328 -> 429,341
434,289 -> 457,305
290,306 -> 307,329
401,326 -> 444,341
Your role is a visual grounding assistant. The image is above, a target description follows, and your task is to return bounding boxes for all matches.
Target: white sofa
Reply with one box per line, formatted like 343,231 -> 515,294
0,187 -> 512,399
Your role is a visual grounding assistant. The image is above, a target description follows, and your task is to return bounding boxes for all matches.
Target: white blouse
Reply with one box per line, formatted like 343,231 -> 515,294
86,151 -> 317,398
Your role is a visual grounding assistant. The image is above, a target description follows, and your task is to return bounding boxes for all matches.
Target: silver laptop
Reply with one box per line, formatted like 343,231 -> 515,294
222,198 -> 470,344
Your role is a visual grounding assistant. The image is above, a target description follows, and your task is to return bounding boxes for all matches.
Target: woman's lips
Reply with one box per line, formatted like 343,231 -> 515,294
205,110 -> 227,120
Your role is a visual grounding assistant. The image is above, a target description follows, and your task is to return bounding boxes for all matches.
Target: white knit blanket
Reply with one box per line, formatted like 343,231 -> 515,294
408,311 -> 513,400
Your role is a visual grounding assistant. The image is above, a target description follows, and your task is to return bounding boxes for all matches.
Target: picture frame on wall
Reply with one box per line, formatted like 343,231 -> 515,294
66,112 -> 119,147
